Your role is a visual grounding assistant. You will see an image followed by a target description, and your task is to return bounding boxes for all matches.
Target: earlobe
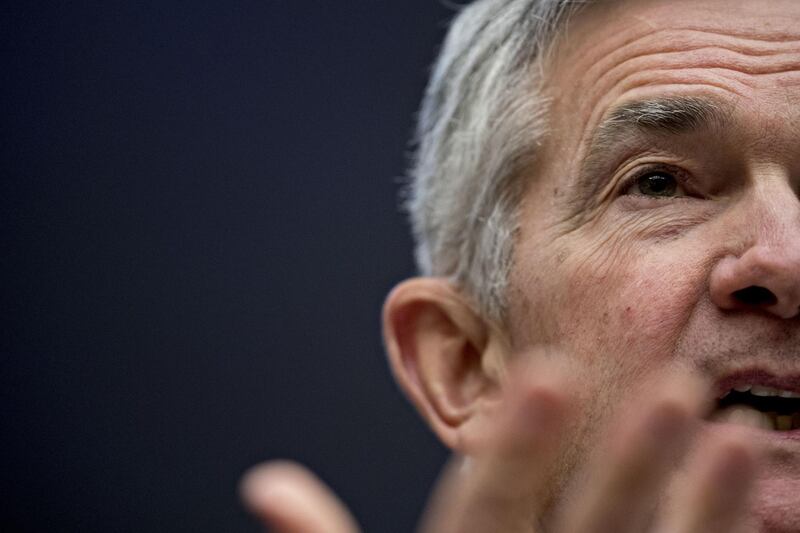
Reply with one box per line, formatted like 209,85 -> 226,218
382,278 -> 508,452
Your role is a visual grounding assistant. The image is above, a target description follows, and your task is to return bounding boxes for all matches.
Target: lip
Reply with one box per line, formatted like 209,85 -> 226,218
707,367 -> 800,443
713,368 -> 800,399
704,419 -> 800,443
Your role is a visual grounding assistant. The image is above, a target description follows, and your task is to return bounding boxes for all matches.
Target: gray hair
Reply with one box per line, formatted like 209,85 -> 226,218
406,0 -> 587,323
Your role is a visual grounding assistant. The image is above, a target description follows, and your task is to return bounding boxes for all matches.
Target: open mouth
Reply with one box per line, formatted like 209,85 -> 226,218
713,383 -> 800,432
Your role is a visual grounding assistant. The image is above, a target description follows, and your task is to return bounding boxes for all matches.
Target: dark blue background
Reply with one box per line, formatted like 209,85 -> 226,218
2,2 -> 455,531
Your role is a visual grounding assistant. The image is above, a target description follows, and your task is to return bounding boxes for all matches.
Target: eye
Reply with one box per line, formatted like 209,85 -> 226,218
625,171 -> 684,198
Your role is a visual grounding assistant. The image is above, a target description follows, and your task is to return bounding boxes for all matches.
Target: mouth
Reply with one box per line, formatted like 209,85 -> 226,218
710,370 -> 800,434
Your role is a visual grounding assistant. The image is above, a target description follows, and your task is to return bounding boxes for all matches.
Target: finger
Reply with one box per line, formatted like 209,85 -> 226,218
656,433 -> 757,533
239,460 -> 360,533
419,361 -> 574,533
557,375 -> 707,533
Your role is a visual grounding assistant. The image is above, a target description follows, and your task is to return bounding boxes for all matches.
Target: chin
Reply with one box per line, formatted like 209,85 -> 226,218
753,477 -> 800,533
693,419 -> 800,532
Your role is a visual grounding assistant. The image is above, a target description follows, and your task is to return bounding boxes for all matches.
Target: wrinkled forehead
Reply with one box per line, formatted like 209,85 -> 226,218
543,0 -> 800,157
555,0 -> 800,65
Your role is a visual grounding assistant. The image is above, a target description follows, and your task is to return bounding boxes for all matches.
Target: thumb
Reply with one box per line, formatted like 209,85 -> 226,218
239,460 -> 360,533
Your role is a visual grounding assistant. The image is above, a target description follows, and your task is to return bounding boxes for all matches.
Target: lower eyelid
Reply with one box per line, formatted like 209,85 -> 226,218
616,194 -> 699,213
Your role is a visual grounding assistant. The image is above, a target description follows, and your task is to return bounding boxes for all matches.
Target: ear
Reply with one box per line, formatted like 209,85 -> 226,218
382,277 -> 510,452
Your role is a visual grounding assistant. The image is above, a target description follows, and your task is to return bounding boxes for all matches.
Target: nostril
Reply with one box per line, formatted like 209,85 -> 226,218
732,285 -> 778,307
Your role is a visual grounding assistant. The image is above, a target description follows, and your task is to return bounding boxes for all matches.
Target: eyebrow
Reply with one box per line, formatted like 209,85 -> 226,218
595,96 -> 725,144
568,96 -> 728,217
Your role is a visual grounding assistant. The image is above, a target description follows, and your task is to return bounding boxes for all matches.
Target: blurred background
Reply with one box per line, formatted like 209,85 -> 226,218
2,2 -> 456,531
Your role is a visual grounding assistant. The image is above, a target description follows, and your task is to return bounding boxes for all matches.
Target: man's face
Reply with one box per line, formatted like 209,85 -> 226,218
507,0 -> 800,527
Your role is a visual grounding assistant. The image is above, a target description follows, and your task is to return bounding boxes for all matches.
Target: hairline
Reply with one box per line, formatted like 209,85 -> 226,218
407,0 -> 594,325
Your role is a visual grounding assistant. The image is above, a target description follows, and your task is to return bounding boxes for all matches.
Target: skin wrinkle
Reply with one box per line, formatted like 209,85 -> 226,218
567,31 -> 800,175
562,4 -> 800,126
616,60 -> 800,88
648,25 -> 800,45
580,55 -> 800,143
590,39 -> 800,86
566,223 -> 627,284
556,50 -> 800,241
605,0 -> 800,40
504,1 -> 800,528
667,30 -> 800,52
617,72 -> 754,96
561,96 -> 727,226
548,33 -> 800,235
565,203 -> 709,288
563,152 -> 717,233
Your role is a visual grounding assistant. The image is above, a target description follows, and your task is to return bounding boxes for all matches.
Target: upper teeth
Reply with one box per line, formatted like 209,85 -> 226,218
732,384 -> 800,398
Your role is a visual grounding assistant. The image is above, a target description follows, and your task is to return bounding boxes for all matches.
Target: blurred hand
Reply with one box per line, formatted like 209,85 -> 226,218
240,363 -> 758,533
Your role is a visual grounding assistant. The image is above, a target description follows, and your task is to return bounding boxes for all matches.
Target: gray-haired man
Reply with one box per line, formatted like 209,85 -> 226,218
242,1 -> 800,531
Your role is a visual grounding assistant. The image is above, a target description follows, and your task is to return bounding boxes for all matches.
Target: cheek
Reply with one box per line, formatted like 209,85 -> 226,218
552,233 -> 711,384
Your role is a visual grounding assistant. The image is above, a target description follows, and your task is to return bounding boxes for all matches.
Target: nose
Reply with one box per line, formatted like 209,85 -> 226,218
710,246 -> 800,318
709,175 -> 800,319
